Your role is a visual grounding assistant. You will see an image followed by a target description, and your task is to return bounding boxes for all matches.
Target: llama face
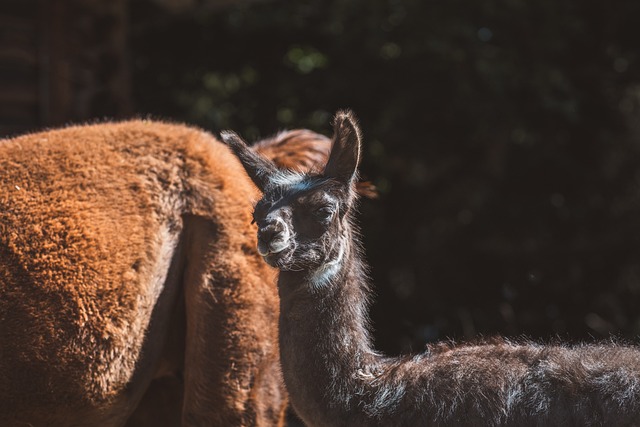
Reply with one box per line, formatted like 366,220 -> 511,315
251,177 -> 347,272
223,110 -> 363,279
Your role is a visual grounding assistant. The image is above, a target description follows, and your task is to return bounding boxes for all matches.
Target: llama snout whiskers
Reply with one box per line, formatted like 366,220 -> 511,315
287,242 -> 309,272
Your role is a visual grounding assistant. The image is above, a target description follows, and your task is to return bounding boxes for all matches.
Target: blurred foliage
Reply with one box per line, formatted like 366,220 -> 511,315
131,0 -> 640,354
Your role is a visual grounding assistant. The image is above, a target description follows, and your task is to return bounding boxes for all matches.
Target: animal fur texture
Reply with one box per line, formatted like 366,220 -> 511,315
0,120 -> 334,426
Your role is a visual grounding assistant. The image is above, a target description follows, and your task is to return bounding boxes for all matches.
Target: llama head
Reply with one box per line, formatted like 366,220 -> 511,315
222,111 -> 362,282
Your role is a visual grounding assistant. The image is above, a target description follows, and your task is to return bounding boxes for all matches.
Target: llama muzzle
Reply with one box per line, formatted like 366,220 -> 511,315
257,221 -> 289,256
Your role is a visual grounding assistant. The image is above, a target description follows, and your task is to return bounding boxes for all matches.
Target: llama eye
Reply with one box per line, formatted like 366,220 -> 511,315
314,207 -> 334,221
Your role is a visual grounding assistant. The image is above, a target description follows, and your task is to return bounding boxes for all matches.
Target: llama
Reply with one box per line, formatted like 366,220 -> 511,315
0,121 -> 337,427
224,111 -> 640,427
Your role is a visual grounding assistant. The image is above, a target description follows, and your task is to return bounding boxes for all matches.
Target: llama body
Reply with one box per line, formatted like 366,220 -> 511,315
225,112 -> 640,427
0,121 -> 333,426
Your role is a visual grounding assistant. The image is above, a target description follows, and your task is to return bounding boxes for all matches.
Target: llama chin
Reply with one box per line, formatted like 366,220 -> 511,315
309,236 -> 346,288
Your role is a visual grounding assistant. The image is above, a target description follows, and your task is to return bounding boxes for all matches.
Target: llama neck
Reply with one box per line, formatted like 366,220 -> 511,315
277,226 -> 381,425
277,225 -> 640,427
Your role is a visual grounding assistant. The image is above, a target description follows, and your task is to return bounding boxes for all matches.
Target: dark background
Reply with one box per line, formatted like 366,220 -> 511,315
4,0 -> 640,355
130,0 -> 640,354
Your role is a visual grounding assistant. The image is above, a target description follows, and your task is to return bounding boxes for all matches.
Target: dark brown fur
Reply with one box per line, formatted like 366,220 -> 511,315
0,121 -> 333,426
226,111 -> 640,427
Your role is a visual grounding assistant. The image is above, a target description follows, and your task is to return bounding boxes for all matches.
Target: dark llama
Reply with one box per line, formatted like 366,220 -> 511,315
223,111 -> 640,427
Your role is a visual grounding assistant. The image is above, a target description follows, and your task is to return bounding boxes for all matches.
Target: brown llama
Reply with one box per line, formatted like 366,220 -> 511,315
0,120 -> 336,427
224,111 -> 640,427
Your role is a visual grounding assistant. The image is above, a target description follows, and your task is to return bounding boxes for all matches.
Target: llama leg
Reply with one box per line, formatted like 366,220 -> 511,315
126,293 -> 187,427
181,216 -> 286,427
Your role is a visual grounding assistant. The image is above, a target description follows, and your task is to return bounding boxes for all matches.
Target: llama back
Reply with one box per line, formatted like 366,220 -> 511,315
253,129 -> 376,198
0,120 -> 278,423
253,129 -> 331,173
364,339 -> 640,426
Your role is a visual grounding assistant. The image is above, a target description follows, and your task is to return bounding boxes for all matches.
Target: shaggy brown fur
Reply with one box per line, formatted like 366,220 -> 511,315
226,111 -> 640,427
0,121 -> 333,426
254,129 -> 376,198
253,129 -> 331,172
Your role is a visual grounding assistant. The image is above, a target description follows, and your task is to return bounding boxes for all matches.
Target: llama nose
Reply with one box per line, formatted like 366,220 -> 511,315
257,221 -> 288,256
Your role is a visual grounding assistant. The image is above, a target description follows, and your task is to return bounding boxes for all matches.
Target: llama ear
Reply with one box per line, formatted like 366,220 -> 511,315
323,110 -> 362,187
221,130 -> 278,191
